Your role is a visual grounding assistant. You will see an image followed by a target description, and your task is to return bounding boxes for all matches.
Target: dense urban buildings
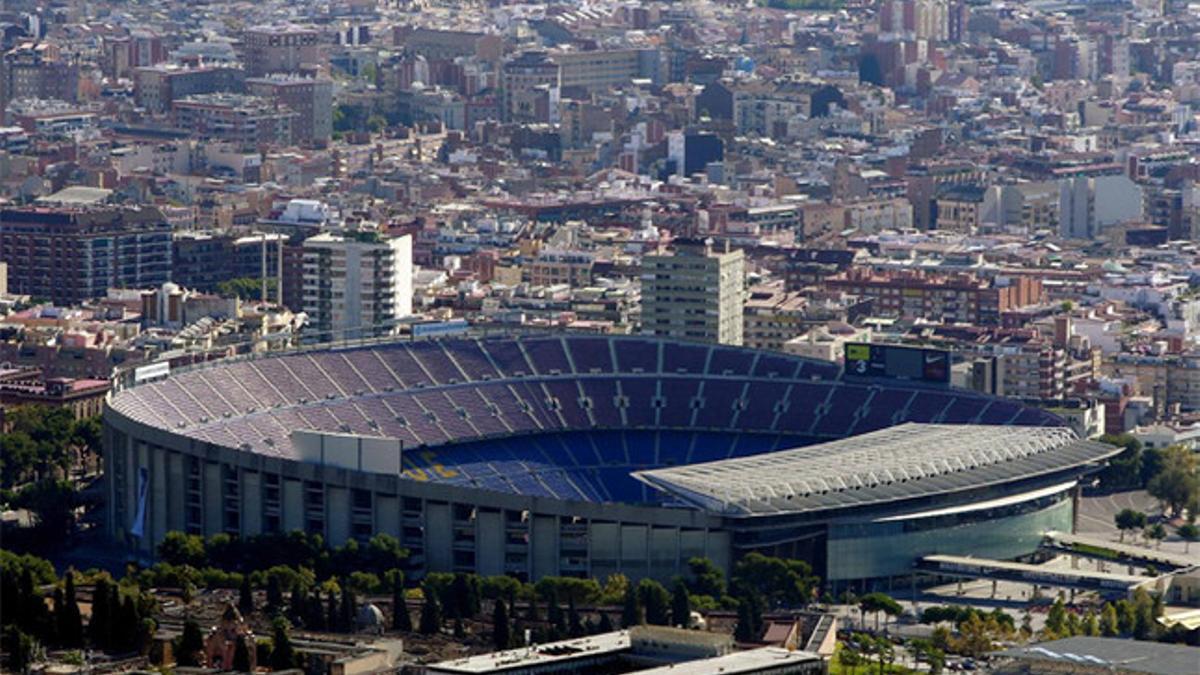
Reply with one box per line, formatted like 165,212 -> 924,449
1,0 -> 1200,671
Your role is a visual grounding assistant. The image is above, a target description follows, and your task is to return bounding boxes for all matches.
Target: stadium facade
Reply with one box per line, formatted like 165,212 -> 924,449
102,335 -> 1119,586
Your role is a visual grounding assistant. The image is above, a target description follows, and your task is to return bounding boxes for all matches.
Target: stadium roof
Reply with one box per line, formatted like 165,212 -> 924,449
632,424 -> 1120,516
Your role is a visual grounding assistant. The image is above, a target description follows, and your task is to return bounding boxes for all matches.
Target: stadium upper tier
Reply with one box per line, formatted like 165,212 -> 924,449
107,335 -> 1065,505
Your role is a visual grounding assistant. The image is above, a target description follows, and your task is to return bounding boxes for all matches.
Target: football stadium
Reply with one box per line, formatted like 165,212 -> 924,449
102,334 -> 1120,587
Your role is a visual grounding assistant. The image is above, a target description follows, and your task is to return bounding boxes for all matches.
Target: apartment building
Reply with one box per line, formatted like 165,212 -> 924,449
246,74 -> 333,147
501,51 -> 561,123
824,269 -> 1045,325
172,231 -> 286,293
302,231 -> 413,342
172,93 -> 297,148
0,205 -> 172,305
0,42 -> 78,109
742,282 -> 810,351
103,31 -> 166,79
242,24 -> 322,77
641,238 -> 745,345
528,249 -> 595,287
1105,353 -> 1200,413
134,64 -> 246,114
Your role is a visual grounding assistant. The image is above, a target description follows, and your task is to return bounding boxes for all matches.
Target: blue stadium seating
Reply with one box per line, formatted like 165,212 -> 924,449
446,341 -> 503,381
663,342 -> 709,374
614,339 -> 658,373
708,348 -> 755,377
620,378 -> 658,428
567,337 -> 615,373
522,338 -> 572,375
111,335 -> 1071,507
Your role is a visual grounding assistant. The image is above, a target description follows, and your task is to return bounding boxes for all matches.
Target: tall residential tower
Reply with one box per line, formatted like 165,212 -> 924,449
641,238 -> 745,345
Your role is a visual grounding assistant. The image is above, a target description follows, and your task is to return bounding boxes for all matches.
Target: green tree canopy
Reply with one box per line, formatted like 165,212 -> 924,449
1147,446 -> 1199,516
731,553 -> 817,607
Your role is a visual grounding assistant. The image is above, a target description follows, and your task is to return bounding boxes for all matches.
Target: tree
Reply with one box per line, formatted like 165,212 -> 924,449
16,479 -> 78,538
600,574 -> 629,606
493,598 -> 512,650
4,626 -> 37,673
567,595 -> 584,638
158,531 -> 207,567
1045,598 -> 1069,639
232,636 -> 252,672
481,574 -> 524,604
419,585 -> 442,634
685,557 -> 726,599
859,593 -> 903,633
57,572 -> 83,648
326,590 -> 339,632
266,575 -> 284,614
671,579 -> 692,628
339,586 -> 358,632
638,579 -> 671,626
546,590 -> 565,640
621,583 -> 642,627
109,592 -> 147,654
392,574 -> 411,632
731,553 -> 816,607
1147,446 -> 1200,517
176,617 -> 205,667
955,613 -> 995,657
910,638 -> 945,674
90,576 -> 113,649
269,617 -> 296,671
1093,602 -> 1119,636
734,592 -> 763,642
1098,434 -> 1143,490
215,277 -> 278,302
239,574 -> 254,614
450,572 -> 481,619
1147,523 -> 1168,549
1178,523 -> 1199,554
1115,508 -> 1147,542
359,62 -> 377,84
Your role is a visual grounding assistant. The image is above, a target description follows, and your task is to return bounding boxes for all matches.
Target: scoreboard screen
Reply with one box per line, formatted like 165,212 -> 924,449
844,343 -> 950,384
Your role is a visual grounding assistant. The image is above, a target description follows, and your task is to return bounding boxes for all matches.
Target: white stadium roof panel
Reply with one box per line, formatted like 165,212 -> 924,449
632,424 -> 1120,516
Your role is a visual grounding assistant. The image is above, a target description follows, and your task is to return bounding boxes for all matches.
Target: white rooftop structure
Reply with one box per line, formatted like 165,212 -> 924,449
426,631 -> 631,674
633,647 -> 822,675
634,424 -> 1120,516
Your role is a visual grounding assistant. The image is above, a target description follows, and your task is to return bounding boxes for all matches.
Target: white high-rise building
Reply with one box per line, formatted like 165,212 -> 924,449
641,238 -> 745,345
302,231 -> 413,342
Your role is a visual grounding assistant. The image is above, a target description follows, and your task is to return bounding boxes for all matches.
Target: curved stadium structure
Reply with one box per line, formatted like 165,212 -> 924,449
103,335 -> 1120,586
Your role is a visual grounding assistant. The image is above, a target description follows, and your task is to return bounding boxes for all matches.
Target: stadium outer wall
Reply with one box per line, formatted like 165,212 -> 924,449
103,409 -> 733,580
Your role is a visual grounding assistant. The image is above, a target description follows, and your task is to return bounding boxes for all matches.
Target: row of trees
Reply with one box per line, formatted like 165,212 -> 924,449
1113,508 -> 1200,549
1042,590 -> 1175,642
1,551 -> 157,672
156,530 -> 407,587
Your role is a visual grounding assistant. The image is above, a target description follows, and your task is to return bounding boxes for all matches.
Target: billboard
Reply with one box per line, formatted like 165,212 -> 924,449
844,342 -> 950,384
411,320 -> 470,338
